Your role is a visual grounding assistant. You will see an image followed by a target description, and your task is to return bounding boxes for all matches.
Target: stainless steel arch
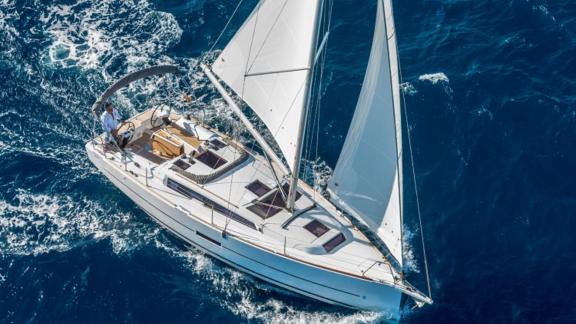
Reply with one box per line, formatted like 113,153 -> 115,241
91,65 -> 180,117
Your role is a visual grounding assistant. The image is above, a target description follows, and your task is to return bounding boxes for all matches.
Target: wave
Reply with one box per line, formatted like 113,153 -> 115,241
0,188 -> 158,256
418,72 -> 453,98
155,240 -> 387,324
40,0 -> 182,73
0,0 -> 20,62
402,227 -> 420,274
418,72 -> 449,84
401,82 -> 418,96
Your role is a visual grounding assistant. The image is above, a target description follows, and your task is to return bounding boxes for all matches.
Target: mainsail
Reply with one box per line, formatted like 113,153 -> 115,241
211,0 -> 322,172
328,0 -> 404,266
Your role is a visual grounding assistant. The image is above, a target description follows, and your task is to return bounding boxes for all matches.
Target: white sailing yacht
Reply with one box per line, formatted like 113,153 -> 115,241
86,0 -> 432,318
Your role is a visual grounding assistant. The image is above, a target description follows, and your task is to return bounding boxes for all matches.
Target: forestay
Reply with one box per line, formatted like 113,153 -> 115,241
211,0 -> 321,172
328,0 -> 404,266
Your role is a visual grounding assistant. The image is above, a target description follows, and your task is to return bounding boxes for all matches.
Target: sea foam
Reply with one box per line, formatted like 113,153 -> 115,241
418,72 -> 449,84
41,1 -> 182,72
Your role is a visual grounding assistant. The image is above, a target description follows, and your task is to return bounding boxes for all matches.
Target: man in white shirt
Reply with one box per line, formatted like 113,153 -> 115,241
100,102 -> 123,147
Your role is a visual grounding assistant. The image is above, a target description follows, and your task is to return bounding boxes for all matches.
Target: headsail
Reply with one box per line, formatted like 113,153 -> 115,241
328,0 -> 404,266
211,0 -> 321,172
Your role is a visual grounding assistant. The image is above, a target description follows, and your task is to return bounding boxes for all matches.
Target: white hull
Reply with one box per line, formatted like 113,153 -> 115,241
86,144 -> 403,319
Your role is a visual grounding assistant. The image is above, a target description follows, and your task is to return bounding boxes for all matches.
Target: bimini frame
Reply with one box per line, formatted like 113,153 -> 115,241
89,65 -> 181,149
90,65 -> 181,118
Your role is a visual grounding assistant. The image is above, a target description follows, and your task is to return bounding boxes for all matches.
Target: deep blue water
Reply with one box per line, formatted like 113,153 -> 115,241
1,0 -> 575,323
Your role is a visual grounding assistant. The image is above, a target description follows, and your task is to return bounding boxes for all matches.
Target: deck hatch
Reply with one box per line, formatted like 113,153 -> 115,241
247,184 -> 302,219
323,233 -> 346,252
247,203 -> 282,219
167,178 -> 256,230
245,180 -> 272,197
195,150 -> 227,169
173,158 -> 191,170
281,183 -> 302,201
247,188 -> 286,219
304,220 -> 329,237
209,138 -> 227,150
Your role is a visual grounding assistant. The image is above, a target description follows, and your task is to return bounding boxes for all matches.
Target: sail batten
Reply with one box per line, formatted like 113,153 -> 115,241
244,67 -> 310,78
211,0 -> 321,172
328,0 -> 404,266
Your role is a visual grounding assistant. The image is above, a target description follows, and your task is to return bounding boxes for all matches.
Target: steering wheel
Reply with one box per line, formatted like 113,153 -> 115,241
118,121 -> 136,143
150,104 -> 173,128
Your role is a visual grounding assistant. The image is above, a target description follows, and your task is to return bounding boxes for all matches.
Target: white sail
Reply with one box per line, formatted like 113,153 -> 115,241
211,0 -> 321,172
328,0 -> 403,266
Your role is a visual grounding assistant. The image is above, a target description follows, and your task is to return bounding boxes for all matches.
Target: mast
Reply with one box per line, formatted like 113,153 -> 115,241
286,0 -> 324,211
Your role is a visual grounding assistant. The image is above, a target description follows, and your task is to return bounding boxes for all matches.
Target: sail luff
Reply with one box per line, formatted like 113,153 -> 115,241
378,0 -> 404,263
384,0 -> 405,260
327,0 -> 404,266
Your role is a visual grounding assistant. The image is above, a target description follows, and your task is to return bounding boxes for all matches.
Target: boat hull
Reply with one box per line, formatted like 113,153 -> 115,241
86,144 -> 402,319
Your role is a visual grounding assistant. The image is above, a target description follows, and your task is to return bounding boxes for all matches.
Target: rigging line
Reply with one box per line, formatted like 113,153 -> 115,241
306,53 -> 323,186
241,0 -> 261,99
232,122 -> 276,208
303,33 -> 322,182
207,0 -> 246,54
263,150 -> 286,199
303,0 -> 332,192
245,0 -> 290,74
270,79 -> 307,139
304,3 -> 320,184
302,77 -> 316,182
396,16 -> 432,302
226,121 -> 239,212
187,3 -> 240,94
307,5 -> 328,185
314,0 -> 333,193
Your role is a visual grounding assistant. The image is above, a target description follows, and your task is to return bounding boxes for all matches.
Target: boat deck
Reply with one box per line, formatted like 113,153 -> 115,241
92,108 -> 401,284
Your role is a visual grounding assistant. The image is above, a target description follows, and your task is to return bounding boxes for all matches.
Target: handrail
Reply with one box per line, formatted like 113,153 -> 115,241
108,154 -> 417,295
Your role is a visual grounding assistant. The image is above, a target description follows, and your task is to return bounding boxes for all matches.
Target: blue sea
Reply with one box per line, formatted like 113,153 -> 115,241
1,0 -> 575,323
